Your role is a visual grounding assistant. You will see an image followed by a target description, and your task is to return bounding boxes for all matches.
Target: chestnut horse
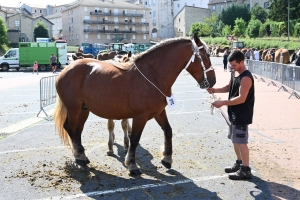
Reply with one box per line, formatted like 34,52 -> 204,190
53,34 -> 216,175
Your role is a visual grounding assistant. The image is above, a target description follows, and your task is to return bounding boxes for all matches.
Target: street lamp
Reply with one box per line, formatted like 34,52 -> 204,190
288,0 -> 290,41
19,2 -> 21,33
224,0 -> 228,9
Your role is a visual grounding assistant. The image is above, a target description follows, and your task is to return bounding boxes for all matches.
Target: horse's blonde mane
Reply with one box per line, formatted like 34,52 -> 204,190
106,36 -> 209,70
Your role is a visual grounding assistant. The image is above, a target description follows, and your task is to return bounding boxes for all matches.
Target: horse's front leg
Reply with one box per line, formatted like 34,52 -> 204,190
125,116 -> 147,175
154,109 -> 173,169
107,119 -> 115,156
121,119 -> 131,154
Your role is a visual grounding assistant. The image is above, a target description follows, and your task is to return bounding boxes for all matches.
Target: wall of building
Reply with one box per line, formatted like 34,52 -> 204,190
174,6 -> 210,38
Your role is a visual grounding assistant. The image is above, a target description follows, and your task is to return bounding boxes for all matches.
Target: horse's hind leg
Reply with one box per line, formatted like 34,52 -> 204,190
64,107 -> 90,166
154,109 -> 173,169
121,119 -> 131,154
107,119 -> 115,156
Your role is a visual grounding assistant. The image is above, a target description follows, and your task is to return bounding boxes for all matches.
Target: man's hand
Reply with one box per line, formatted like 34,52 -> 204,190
212,100 -> 224,108
207,88 -> 216,94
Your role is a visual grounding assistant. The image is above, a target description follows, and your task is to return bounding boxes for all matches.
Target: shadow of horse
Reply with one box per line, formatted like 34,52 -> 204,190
63,143 -> 222,199
245,176 -> 300,199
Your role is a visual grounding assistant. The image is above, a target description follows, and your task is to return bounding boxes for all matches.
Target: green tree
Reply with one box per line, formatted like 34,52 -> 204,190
33,21 -> 49,41
268,0 -> 300,22
189,22 -> 202,36
232,18 -> 247,37
246,16 -> 262,38
0,17 -> 9,45
203,12 -> 219,36
219,4 -> 251,28
250,5 -> 268,23
222,25 -> 232,36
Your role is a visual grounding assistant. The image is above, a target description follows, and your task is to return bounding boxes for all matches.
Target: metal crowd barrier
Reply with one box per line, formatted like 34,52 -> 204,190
37,75 -> 59,117
247,60 -> 300,99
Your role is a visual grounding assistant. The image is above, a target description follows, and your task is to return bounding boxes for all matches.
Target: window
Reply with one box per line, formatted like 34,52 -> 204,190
179,18 -> 180,22
76,34 -> 78,40
221,5 -> 224,10
85,25 -> 90,30
145,1 -> 147,6
15,20 -> 20,26
56,19 -> 59,23
97,25 -> 101,30
132,35 -> 136,40
212,6 -> 216,11
107,34 -> 110,39
97,34 -> 101,39
153,20 -> 156,26
153,11 -> 156,17
178,4 -> 180,8
85,33 -> 88,39
246,4 -> 250,10
153,0 -> 156,6
264,2 -> 269,9
84,7 -> 88,12
40,10 -> 42,13
143,35 -> 147,40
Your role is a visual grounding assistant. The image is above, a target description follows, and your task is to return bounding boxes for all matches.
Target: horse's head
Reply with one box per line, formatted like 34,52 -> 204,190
185,33 -> 216,89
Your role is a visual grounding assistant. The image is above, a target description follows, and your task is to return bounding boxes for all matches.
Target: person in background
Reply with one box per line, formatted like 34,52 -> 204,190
223,49 -> 229,71
32,61 -> 38,75
50,53 -> 57,73
207,50 -> 255,180
254,48 -> 260,61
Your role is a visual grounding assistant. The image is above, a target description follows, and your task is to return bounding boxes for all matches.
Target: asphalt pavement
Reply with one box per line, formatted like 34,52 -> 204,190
0,58 -> 274,200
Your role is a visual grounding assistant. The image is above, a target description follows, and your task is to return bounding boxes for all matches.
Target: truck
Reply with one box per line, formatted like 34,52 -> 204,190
0,42 -> 68,72
232,41 -> 245,49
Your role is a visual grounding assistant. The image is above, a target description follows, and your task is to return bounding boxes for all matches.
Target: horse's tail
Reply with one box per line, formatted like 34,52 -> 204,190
54,95 -> 71,147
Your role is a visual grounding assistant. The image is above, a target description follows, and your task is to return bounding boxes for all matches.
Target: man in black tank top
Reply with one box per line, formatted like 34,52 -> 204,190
207,50 -> 255,180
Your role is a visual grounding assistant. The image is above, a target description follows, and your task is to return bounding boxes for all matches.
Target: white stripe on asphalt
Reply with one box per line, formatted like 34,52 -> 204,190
36,175 -> 228,200
0,109 -> 54,135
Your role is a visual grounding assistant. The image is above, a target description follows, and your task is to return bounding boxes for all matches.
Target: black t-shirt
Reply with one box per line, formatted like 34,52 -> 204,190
228,70 -> 255,125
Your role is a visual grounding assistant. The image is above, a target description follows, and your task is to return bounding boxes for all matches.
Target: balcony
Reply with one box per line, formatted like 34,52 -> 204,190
83,29 -> 149,34
83,20 -> 149,26
90,11 -> 143,17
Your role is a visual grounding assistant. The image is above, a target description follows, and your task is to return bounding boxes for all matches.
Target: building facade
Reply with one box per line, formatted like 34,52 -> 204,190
174,6 -> 210,37
6,13 -> 54,44
208,0 -> 270,15
124,0 -> 174,39
173,0 -> 209,17
62,0 -> 151,46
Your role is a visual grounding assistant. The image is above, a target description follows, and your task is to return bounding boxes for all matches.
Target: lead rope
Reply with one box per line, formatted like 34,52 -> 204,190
133,63 -> 167,98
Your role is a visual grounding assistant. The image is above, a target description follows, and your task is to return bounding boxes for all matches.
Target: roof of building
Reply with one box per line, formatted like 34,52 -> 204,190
24,3 -> 47,9
63,0 -> 150,10
174,5 -> 209,19
45,12 -> 62,19
7,13 -> 54,25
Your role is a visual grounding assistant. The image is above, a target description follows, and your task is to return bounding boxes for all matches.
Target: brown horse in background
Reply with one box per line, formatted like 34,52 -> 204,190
53,33 -> 216,175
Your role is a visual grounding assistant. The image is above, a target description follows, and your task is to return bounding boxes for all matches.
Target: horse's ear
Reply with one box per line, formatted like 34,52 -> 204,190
128,51 -> 132,57
193,33 -> 200,44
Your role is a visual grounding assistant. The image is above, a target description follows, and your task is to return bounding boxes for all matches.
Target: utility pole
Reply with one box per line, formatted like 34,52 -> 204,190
288,0 -> 290,41
19,2 -> 21,34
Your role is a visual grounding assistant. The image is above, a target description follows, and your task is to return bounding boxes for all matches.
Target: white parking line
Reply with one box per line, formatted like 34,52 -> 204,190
36,175 -> 228,200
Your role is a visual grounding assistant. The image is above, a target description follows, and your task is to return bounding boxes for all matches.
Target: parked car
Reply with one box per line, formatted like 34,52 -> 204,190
67,53 -> 75,65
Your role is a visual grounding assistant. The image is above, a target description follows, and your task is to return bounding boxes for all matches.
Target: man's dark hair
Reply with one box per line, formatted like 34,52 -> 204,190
228,49 -> 245,63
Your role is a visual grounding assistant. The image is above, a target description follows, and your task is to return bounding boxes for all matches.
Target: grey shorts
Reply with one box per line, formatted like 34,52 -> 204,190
228,125 -> 249,144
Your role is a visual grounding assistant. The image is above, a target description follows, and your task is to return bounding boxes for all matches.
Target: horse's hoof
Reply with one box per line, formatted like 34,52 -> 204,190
130,169 -> 143,176
75,159 -> 90,167
161,160 -> 172,169
107,151 -> 114,156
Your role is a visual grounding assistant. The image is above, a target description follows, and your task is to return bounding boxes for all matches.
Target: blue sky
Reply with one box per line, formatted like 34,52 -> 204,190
1,0 -> 73,7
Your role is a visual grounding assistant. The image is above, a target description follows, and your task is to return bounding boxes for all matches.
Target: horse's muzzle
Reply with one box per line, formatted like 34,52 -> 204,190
199,79 -> 210,89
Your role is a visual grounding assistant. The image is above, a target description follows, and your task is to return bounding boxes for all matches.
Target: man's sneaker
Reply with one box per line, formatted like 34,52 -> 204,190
225,160 -> 242,173
229,165 -> 253,180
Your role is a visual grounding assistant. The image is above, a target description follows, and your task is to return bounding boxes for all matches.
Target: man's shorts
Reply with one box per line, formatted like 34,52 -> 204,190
228,125 -> 249,144
51,63 -> 57,66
